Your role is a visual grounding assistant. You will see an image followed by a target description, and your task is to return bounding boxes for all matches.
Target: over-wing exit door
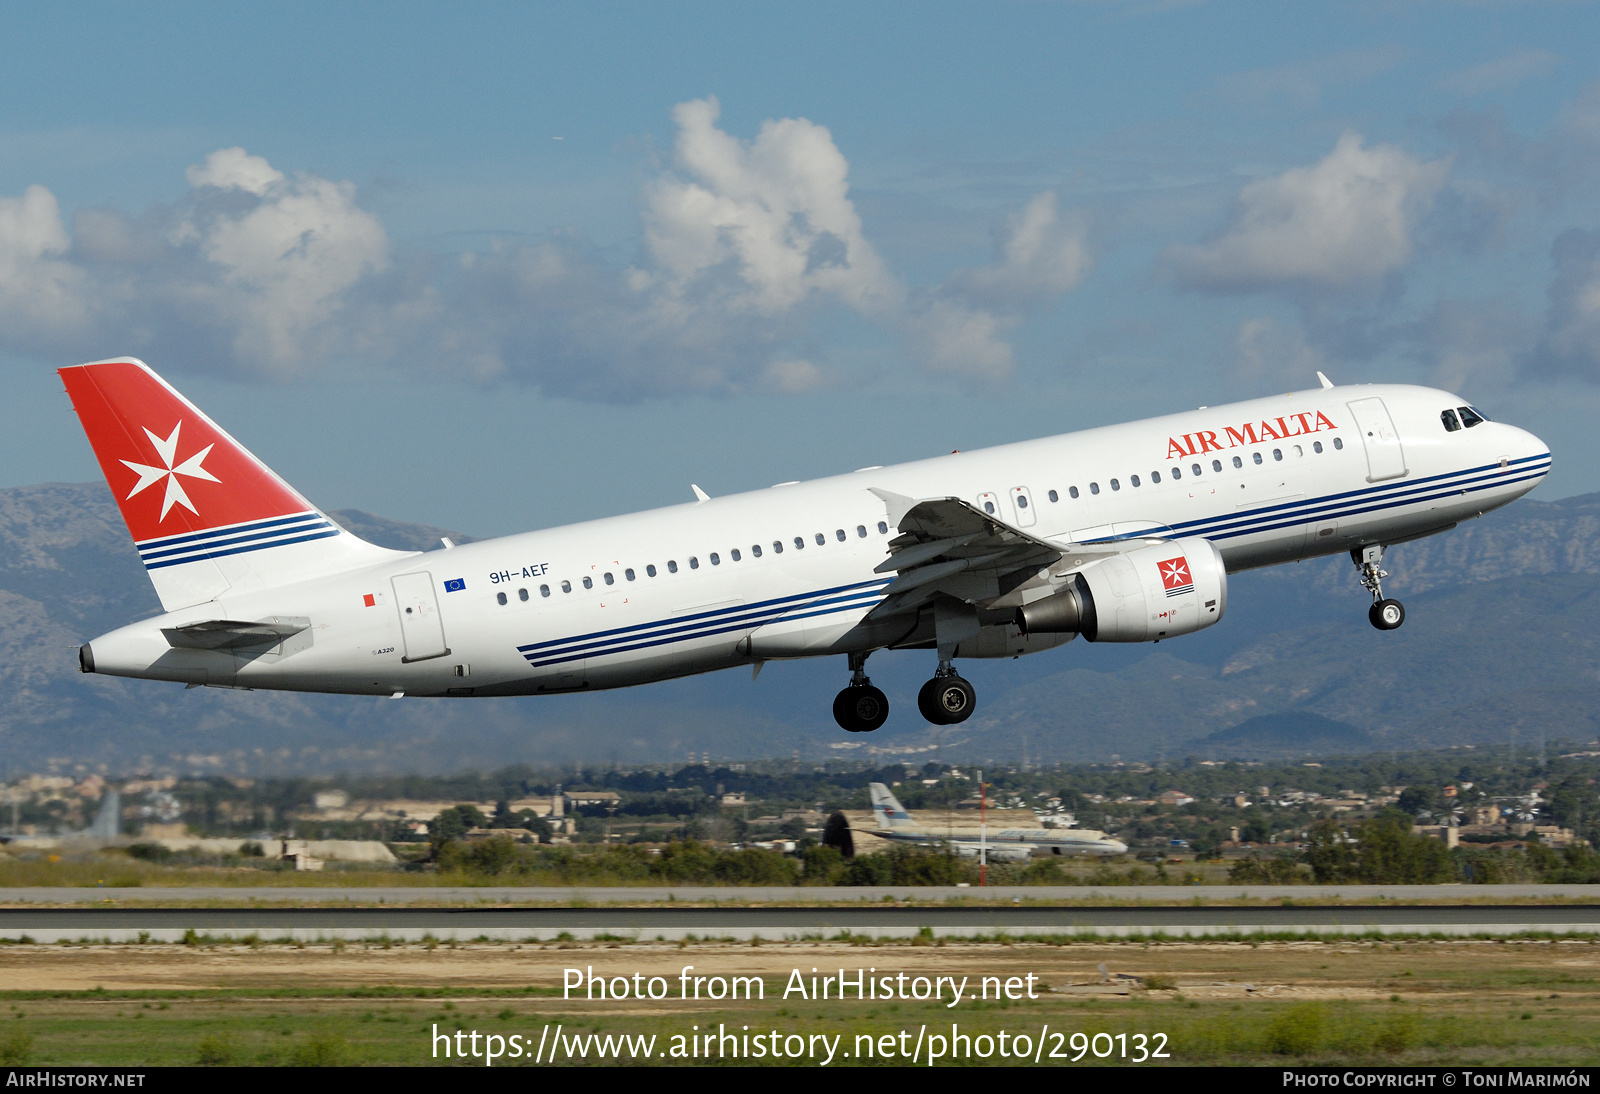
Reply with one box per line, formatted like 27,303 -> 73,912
391,571 -> 450,662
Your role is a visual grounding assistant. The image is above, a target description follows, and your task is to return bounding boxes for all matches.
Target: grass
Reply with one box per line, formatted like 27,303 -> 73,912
0,937 -> 1594,1065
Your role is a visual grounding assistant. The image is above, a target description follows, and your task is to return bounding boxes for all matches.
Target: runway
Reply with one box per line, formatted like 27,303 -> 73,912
3,901 -> 1598,942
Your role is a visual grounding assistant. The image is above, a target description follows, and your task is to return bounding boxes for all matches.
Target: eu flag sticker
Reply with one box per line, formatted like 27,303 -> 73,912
443,578 -> 466,593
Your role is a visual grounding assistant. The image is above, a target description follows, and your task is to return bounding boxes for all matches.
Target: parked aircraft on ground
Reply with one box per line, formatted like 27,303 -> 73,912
866,782 -> 1126,860
63,359 -> 1550,731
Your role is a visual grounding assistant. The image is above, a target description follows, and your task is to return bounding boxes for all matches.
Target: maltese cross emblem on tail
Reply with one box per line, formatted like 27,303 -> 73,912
119,421 -> 221,521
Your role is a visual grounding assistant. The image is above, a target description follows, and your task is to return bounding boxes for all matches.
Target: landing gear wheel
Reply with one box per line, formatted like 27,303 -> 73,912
833,685 -> 889,732
1369,599 -> 1405,631
917,675 -> 976,725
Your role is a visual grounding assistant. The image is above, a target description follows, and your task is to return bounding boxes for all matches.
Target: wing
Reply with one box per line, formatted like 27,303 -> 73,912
866,488 -> 1169,618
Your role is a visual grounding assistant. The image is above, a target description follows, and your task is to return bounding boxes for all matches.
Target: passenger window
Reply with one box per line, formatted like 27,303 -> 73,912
731,548 -> 741,561
519,588 -> 529,601
603,572 -> 614,585
668,560 -> 678,573
1089,482 -> 1100,495
689,556 -> 700,569
1313,441 -> 1323,454
1232,456 -> 1243,468
815,532 -> 825,545
1333,437 -> 1344,450
1110,478 -> 1121,491
1192,464 -> 1202,476
540,584 -> 550,597
1272,448 -> 1282,461
709,553 -> 720,565
1213,460 -> 1223,472
647,564 -> 657,577
773,541 -> 783,554
625,568 -> 635,581
496,591 -> 507,605
793,537 -> 805,550
752,544 -> 763,557
561,580 -> 572,593
835,529 -> 846,541
582,576 -> 593,590
877,522 -> 888,534
856,526 -> 867,538
1068,486 -> 1079,499
1048,490 -> 1059,502
1130,475 -> 1140,487
983,500 -> 996,514
1253,452 -> 1263,465
1017,494 -> 1029,508
1294,445 -> 1303,457
1170,467 -> 1180,480
1151,471 -> 1161,483
1459,406 -> 1485,428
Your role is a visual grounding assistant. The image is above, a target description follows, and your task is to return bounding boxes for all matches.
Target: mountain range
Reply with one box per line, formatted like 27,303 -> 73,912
1,481 -> 1596,774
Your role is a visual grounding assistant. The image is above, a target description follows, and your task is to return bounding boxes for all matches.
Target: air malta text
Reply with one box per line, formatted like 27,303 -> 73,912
1165,411 -> 1338,461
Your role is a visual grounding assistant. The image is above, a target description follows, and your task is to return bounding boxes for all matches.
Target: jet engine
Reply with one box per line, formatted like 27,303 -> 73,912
1015,536 -> 1227,643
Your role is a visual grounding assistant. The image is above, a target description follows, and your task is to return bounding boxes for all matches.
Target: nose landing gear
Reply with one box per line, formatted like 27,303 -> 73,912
833,651 -> 889,732
1354,544 -> 1405,631
917,661 -> 976,725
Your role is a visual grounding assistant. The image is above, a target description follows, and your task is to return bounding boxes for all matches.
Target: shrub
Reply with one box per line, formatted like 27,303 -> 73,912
290,1033 -> 349,1067
124,843 -> 173,863
1264,1004 -> 1326,1056
196,1034 -> 235,1065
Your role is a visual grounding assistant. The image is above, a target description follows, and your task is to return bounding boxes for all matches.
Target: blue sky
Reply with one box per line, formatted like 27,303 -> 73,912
4,1 -> 1600,537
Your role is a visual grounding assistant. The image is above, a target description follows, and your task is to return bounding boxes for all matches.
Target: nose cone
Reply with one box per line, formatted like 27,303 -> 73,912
1105,840 -> 1128,856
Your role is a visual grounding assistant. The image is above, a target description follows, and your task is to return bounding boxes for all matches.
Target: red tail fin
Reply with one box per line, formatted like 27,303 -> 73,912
60,357 -> 401,610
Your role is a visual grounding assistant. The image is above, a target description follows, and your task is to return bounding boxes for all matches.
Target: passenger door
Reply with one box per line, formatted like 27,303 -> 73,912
1346,397 -> 1408,483
391,571 -> 450,662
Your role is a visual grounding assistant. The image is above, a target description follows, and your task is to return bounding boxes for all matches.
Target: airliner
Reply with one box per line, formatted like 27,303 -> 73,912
63,358 -> 1550,732
866,783 -> 1126,860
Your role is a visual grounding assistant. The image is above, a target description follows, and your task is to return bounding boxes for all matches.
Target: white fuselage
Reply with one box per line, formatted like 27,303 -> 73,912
872,826 -> 1129,859
84,383 -> 1551,697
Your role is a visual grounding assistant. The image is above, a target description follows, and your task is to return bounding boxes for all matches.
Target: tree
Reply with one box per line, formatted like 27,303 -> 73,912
1397,786 -> 1439,818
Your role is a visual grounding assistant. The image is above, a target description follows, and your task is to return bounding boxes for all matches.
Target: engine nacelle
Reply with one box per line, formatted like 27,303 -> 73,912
1016,536 -> 1227,643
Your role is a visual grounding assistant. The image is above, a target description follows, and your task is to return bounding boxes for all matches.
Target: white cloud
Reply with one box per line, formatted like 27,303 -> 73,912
946,191 -> 1092,305
0,101 -> 1094,397
1439,50 -> 1561,97
1531,228 -> 1600,380
1168,133 -> 1450,292
0,184 -> 89,339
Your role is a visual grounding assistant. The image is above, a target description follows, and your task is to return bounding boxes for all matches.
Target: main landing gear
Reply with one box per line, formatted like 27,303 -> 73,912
1354,544 -> 1405,631
833,651 -> 889,733
917,661 -> 976,725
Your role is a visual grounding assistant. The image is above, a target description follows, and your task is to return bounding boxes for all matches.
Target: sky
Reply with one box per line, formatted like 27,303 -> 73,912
4,0 -> 1600,538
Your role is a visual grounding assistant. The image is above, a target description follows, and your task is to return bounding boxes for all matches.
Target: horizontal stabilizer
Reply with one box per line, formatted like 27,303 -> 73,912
162,617 -> 308,650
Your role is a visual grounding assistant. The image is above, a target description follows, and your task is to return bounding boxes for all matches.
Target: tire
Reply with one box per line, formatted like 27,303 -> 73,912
833,685 -> 889,732
917,678 -> 949,725
918,675 -> 976,725
1369,599 -> 1405,631
935,676 -> 977,723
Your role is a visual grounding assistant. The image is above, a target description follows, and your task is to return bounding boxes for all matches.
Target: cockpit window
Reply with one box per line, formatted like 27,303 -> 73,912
1441,408 -> 1461,432
1459,405 -> 1486,428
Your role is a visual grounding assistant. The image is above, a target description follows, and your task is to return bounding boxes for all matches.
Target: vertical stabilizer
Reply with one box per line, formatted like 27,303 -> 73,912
868,782 -> 916,829
60,357 -> 408,611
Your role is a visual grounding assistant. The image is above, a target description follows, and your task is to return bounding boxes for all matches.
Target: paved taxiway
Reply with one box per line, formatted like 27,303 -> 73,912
3,901 -> 1598,942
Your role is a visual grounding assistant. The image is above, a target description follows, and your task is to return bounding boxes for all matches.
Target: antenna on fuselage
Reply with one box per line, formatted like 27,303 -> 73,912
691,484 -> 710,502
1316,371 -> 1335,389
